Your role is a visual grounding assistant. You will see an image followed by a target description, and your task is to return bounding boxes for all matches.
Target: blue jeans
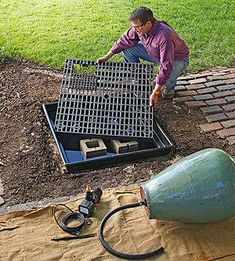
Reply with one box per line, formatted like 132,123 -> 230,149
123,42 -> 189,90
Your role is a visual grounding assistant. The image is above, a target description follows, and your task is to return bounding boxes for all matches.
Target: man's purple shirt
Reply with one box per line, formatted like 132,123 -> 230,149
111,20 -> 189,85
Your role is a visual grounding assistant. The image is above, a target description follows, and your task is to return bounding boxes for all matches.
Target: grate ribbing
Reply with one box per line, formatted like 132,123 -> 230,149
55,58 -> 154,138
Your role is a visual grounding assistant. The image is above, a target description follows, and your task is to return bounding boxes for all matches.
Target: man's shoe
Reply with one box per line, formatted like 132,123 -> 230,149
162,88 -> 175,99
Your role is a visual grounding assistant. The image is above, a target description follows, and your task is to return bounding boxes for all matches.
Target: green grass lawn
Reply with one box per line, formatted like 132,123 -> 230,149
0,0 -> 234,72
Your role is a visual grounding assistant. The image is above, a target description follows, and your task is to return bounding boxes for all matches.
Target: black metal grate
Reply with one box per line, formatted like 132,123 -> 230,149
55,59 -> 154,138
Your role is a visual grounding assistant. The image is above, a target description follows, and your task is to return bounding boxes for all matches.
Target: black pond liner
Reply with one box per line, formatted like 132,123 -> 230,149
43,102 -> 174,173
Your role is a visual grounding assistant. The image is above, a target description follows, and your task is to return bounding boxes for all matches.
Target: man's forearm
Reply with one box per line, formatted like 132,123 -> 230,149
104,50 -> 115,59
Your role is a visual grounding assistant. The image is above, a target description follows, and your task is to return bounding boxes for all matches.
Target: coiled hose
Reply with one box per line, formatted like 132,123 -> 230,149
98,201 -> 164,260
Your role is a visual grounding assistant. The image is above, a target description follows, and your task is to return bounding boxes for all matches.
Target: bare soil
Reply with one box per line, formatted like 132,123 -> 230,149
0,58 -> 233,206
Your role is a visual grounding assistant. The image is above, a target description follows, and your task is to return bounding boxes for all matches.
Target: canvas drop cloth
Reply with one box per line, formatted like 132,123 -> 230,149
0,184 -> 235,261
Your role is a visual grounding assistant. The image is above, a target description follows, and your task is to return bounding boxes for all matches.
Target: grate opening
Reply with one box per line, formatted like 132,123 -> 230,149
55,59 -> 154,139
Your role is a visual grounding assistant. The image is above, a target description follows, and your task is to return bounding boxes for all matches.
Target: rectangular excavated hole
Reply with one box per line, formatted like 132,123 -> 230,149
43,102 -> 174,173
43,59 -> 174,172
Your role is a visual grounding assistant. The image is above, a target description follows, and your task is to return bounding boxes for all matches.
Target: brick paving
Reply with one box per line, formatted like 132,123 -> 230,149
174,67 -> 235,145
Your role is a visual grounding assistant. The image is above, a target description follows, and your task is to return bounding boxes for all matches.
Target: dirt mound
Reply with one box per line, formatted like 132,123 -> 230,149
0,58 -> 231,206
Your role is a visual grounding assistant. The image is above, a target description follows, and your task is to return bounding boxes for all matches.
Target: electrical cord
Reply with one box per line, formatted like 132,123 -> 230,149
98,201 -> 164,260
53,204 -> 85,235
52,204 -> 96,241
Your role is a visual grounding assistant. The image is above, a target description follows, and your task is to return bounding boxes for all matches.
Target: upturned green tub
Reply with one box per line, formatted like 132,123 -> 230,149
140,148 -> 235,223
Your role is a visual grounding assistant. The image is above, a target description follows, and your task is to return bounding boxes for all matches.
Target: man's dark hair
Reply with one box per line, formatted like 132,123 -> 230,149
129,7 -> 154,23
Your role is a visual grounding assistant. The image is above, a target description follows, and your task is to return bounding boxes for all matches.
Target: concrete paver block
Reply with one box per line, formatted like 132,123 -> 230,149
207,75 -> 226,81
185,101 -> 206,108
216,84 -> 235,91
226,136 -> 235,145
225,96 -> 235,103
205,113 -> 228,123
190,72 -> 212,78
178,75 -> 195,81
205,98 -> 227,106
175,85 -> 186,91
226,73 -> 235,79
185,83 -> 206,90
178,90 -> 197,96
197,87 -> 217,94
213,90 -> 234,98
205,80 -> 226,87
224,78 -> 235,84
188,78 -> 207,85
111,140 -> 138,154
221,120 -> 235,128
200,106 -> 223,115
225,111 -> 235,119
200,122 -> 223,133
80,138 -> 107,158
217,127 -> 235,138
193,94 -> 214,101
222,104 -> 235,112
176,80 -> 188,85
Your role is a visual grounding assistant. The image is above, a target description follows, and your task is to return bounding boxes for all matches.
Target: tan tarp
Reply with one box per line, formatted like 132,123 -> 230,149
0,184 -> 235,261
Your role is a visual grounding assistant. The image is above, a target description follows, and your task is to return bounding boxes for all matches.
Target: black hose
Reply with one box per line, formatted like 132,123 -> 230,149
98,201 -> 164,260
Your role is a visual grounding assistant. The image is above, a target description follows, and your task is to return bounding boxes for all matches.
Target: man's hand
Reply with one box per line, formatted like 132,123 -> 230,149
97,56 -> 109,63
97,51 -> 114,63
150,91 -> 159,108
150,84 -> 163,108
